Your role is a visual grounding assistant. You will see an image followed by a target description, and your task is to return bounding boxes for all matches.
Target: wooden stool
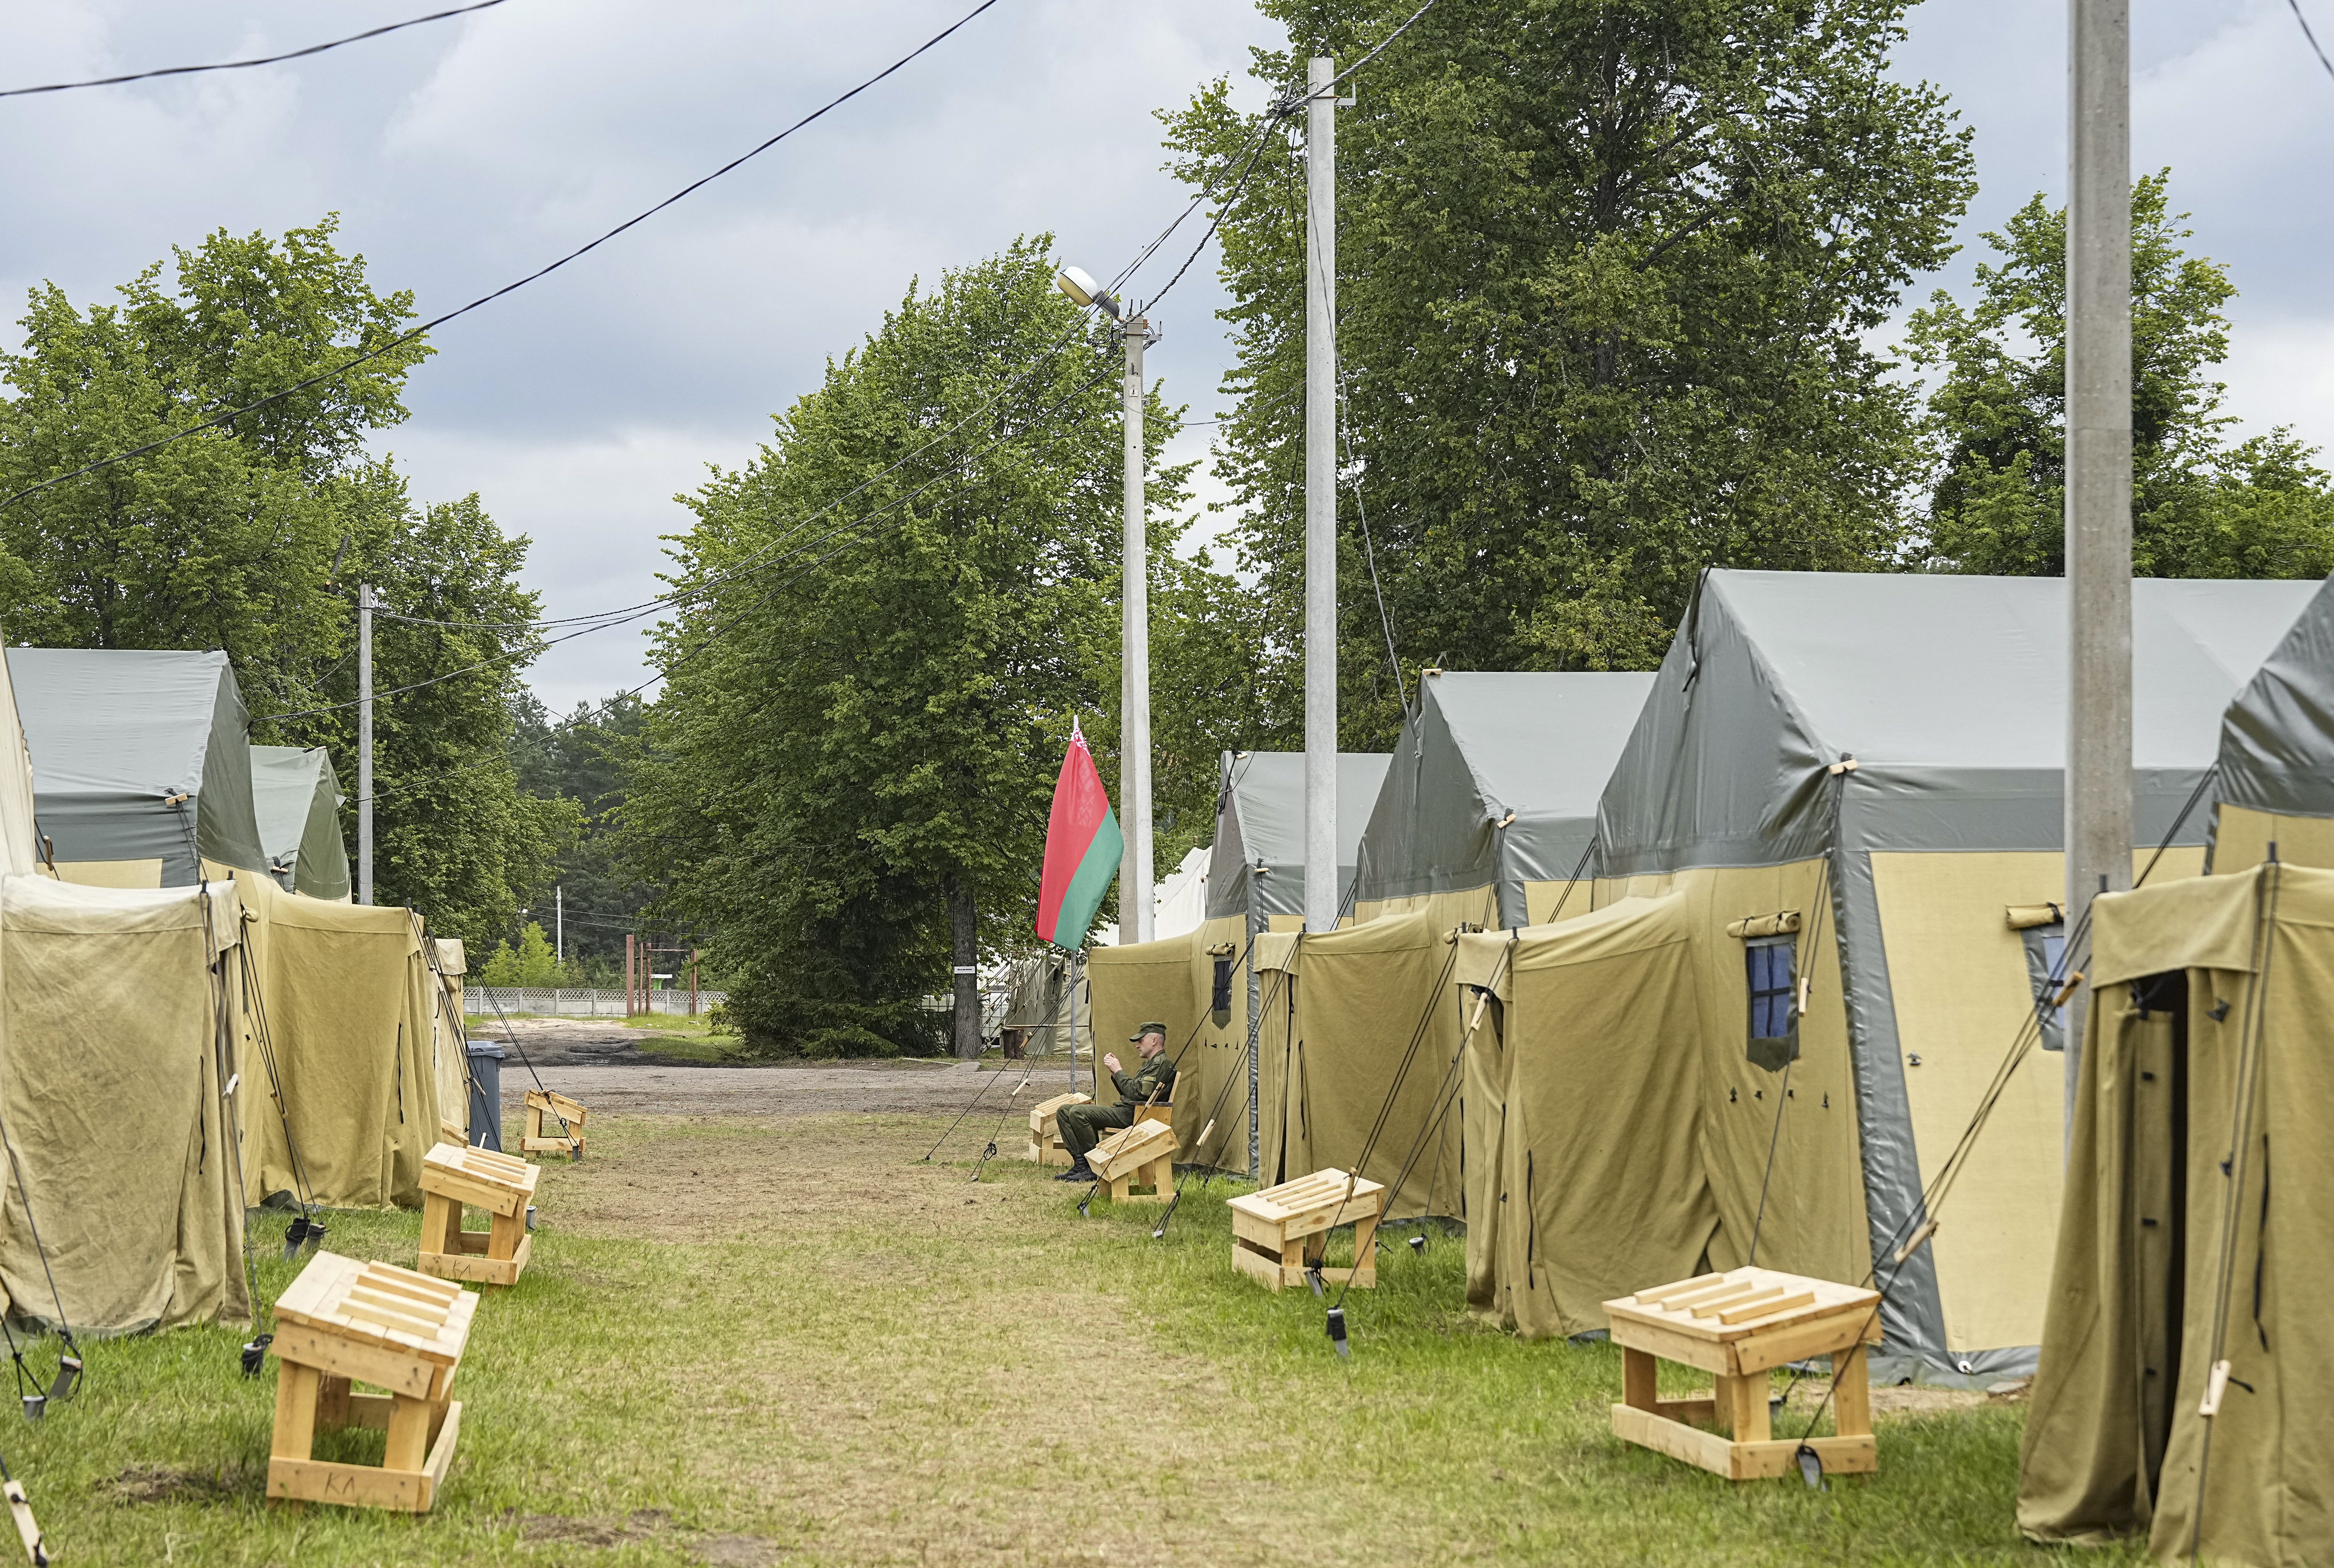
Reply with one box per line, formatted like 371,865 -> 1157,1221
1228,1169 -> 1386,1291
522,1088 -> 587,1157
267,1253 -> 475,1512
1084,1118 -> 1176,1203
418,1142 -> 539,1287
1603,1267 -> 1880,1482
1026,1091 -> 1089,1167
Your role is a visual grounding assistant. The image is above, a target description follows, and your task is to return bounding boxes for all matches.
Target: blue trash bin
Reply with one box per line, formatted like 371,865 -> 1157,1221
466,1041 -> 505,1152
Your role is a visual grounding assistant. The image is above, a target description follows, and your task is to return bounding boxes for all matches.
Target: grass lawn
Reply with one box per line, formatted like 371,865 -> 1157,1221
0,1109 -> 2133,1566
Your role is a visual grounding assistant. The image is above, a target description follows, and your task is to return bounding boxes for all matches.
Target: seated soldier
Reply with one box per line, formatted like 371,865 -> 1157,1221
1055,1021 -> 1175,1182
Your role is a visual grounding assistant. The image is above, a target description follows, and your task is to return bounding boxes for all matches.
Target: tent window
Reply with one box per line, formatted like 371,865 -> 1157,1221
2021,925 -> 2070,1052
1744,936 -> 1799,1073
1210,955 -> 1234,1019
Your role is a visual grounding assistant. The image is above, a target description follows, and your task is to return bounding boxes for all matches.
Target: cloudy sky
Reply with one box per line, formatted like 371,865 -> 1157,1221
2,0 -> 2329,713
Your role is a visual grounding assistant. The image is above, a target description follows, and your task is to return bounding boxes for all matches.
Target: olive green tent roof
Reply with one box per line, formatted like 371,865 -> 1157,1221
6,648 -> 268,884
1355,671 -> 1655,928
2215,571 -> 2334,823
1204,751 -> 1391,923
250,745 -> 350,901
2020,863 -> 2334,1565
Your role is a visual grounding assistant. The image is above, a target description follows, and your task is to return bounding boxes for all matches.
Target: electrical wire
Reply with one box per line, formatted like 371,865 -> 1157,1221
0,0 -> 1010,514
0,0 -> 513,99
5,2 -> 508,101
2290,0 -> 2334,83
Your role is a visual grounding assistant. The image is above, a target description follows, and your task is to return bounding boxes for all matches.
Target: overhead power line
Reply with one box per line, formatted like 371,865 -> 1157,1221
2292,0 -> 2334,83
0,0 -> 513,99
0,0 -> 1009,513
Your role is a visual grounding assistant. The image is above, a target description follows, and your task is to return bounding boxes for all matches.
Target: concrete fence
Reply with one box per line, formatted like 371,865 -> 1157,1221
468,987 -> 727,1018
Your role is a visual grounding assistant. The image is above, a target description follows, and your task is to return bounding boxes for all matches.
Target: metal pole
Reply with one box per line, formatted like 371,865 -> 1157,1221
1303,54 -> 1339,934
2064,0 -> 2132,1135
1120,314 -> 1156,945
625,933 -> 634,1018
357,582 -> 373,905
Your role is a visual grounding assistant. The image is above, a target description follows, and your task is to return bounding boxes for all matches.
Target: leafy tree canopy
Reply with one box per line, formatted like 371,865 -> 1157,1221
0,216 -> 570,945
1165,0 -> 1975,746
1905,170 -> 2334,578
626,239 -> 1201,1057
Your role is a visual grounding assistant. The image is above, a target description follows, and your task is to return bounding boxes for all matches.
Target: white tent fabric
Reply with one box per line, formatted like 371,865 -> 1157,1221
1153,846 -> 1209,940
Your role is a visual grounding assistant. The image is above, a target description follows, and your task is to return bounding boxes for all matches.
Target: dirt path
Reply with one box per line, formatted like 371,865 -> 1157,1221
492,1050 -> 1089,1118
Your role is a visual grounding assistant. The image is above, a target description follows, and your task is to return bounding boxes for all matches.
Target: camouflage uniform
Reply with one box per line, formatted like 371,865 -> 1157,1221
1057,1050 -> 1175,1166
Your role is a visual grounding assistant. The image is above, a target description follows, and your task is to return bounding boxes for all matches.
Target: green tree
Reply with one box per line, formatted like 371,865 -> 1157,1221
511,690 -> 656,982
1166,0 -> 1975,745
0,218 -> 574,945
1905,170 -> 2334,577
627,239 -> 1184,1058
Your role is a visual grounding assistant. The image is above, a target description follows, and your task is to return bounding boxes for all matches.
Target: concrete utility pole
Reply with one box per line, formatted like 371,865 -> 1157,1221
2064,0 -> 2133,1129
555,884 -> 564,964
1120,311 -> 1159,945
1303,54 -> 1341,934
357,581 -> 374,906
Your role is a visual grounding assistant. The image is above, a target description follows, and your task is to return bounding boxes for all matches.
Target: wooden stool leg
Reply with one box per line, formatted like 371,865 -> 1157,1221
272,1364 -> 321,1462
1622,1347 -> 1658,1412
422,1193 -> 459,1255
1832,1344 -> 1872,1438
488,1205 -> 525,1262
1720,1372 -> 1770,1444
384,1396 -> 434,1475
315,1374 -> 351,1430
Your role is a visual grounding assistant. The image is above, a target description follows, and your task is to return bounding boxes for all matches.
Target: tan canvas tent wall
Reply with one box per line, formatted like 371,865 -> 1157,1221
1453,896 -> 1717,1336
1080,916 -> 1252,1172
1588,570 -> 2311,1381
0,875 -> 251,1335
1251,912 -> 1464,1220
2019,863 -> 2334,1567
236,872 -> 438,1209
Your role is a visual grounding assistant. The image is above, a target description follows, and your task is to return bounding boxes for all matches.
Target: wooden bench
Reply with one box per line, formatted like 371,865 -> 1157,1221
1025,1091 -> 1089,1167
1228,1169 -> 1386,1291
1602,1266 -> 1880,1482
1083,1118 -> 1176,1204
417,1142 -> 539,1288
267,1252 -> 475,1512
522,1088 -> 587,1157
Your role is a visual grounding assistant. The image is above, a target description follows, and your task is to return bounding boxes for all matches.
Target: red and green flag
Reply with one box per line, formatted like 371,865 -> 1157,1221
1035,721 -> 1122,950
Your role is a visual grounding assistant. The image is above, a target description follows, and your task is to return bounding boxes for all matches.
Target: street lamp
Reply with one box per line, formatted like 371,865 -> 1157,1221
1058,259 -> 1153,944
1055,265 -> 1120,320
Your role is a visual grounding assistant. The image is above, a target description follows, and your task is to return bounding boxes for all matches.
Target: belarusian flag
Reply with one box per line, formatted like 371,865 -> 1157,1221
1035,721 -> 1122,950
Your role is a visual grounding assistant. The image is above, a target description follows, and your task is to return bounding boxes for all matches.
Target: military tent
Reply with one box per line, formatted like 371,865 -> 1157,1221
250,745 -> 351,900
1586,569 -> 2316,1380
2210,572 -> 2334,874
236,872 -> 440,1209
0,650 -> 250,1335
1204,751 -> 1390,931
1354,670 -> 1656,931
1251,912 -> 1464,1219
7,648 -> 268,887
1453,897 -> 1713,1335
2018,862 -> 2334,1566
1081,919 -> 1253,1172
